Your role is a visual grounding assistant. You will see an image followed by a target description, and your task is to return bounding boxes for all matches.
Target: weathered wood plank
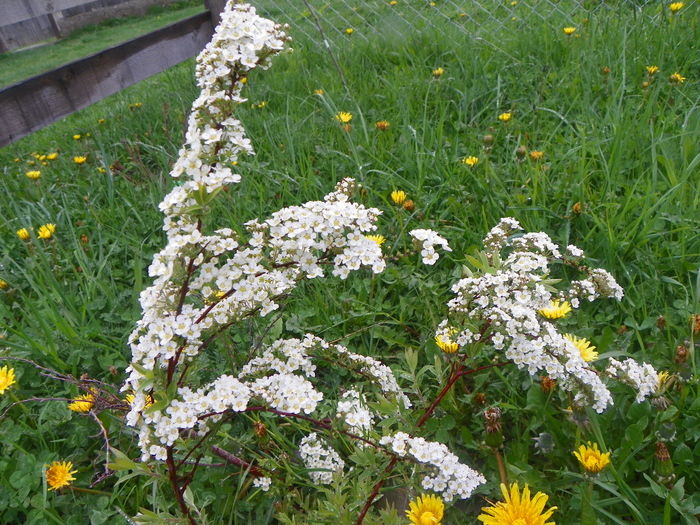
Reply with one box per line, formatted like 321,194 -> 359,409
0,12 -> 214,148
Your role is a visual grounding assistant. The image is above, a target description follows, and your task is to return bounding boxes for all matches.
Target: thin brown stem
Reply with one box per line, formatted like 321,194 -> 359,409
166,447 -> 197,525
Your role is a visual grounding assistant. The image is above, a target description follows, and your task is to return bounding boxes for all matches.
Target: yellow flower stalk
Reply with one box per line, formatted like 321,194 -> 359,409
365,234 -> 385,246
391,190 -> 407,205
564,334 -> 598,362
68,393 -> 94,413
0,365 -> 16,394
335,112 -> 353,124
478,482 -> 556,525
573,442 -> 611,474
406,494 -> 444,525
37,224 -> 56,240
46,461 -> 78,490
669,72 -> 686,84
538,299 -> 572,319
498,112 -> 512,122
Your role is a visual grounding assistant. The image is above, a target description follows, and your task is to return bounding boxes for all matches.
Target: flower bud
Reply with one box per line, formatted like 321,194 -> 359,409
655,442 -> 675,485
483,407 -> 504,448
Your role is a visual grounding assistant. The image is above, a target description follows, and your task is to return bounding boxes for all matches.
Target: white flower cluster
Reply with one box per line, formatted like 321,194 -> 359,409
379,432 -> 486,502
334,344 -> 412,409
606,358 -> 659,402
123,3 -> 404,463
299,433 -> 345,485
253,476 -> 272,492
441,218 -> 627,412
336,389 -> 375,436
409,229 -> 452,265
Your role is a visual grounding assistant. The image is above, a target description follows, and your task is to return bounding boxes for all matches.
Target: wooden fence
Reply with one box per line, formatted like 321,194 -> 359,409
0,0 -> 225,148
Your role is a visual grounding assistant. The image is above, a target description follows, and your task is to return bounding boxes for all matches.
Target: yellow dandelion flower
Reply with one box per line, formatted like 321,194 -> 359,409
73,134 -> 81,140
657,370 -> 672,392
375,120 -> 390,131
47,152 -> 59,160
564,334 -> 598,362
0,366 -> 16,394
391,190 -> 407,205
25,170 -> 41,180
669,72 -> 686,84
406,494 -> 444,525
335,112 -> 353,124
435,330 -> 459,353
345,28 -> 354,35
498,112 -> 512,122
432,67 -> 445,78
389,0 -> 398,5
529,150 -> 544,161
46,461 -> 78,491
125,392 -> 154,409
669,2 -> 684,12
97,167 -> 106,174
478,482 -> 557,525
73,156 -> 87,165
539,299 -> 572,319
563,26 -> 576,35
462,155 -> 479,167
573,442 -> 611,474
0,280 -> 7,290
37,224 -> 56,240
365,234 -> 386,246
97,118 -> 106,124
314,89 -> 325,95
16,228 -> 30,241
646,65 -> 659,75
68,393 -> 94,413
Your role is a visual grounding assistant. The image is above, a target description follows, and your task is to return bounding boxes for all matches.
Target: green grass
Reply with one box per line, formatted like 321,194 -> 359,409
0,0 -> 205,89
1,0 -> 700,523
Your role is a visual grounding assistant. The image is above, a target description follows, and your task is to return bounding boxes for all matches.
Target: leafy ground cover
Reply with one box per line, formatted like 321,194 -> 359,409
0,1 -> 699,523
0,0 -> 205,88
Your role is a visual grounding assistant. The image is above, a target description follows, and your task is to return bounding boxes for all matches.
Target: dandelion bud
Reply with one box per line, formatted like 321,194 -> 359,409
516,146 -> 527,159
656,315 -> 666,329
540,375 -> 556,393
572,201 -> 582,214
642,81 -> 651,89
483,134 -> 494,147
403,199 -> 415,212
691,314 -> 700,335
674,344 -> 689,364
602,66 -> 610,75
474,392 -> 487,406
654,442 -> 675,485
254,421 -> 267,438
483,407 -> 503,447
617,324 -> 629,335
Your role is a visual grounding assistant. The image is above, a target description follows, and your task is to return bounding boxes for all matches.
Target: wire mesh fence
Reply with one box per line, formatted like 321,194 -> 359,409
253,0 -> 696,56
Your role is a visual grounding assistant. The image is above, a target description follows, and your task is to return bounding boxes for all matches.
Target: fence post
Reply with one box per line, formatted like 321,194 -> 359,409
204,0 -> 226,27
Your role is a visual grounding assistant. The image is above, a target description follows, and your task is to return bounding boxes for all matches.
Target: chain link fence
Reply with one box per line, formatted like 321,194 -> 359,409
253,0 -> 696,55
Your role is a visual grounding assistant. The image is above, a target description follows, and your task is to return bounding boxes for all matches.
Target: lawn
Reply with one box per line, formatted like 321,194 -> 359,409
0,0 -> 699,523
